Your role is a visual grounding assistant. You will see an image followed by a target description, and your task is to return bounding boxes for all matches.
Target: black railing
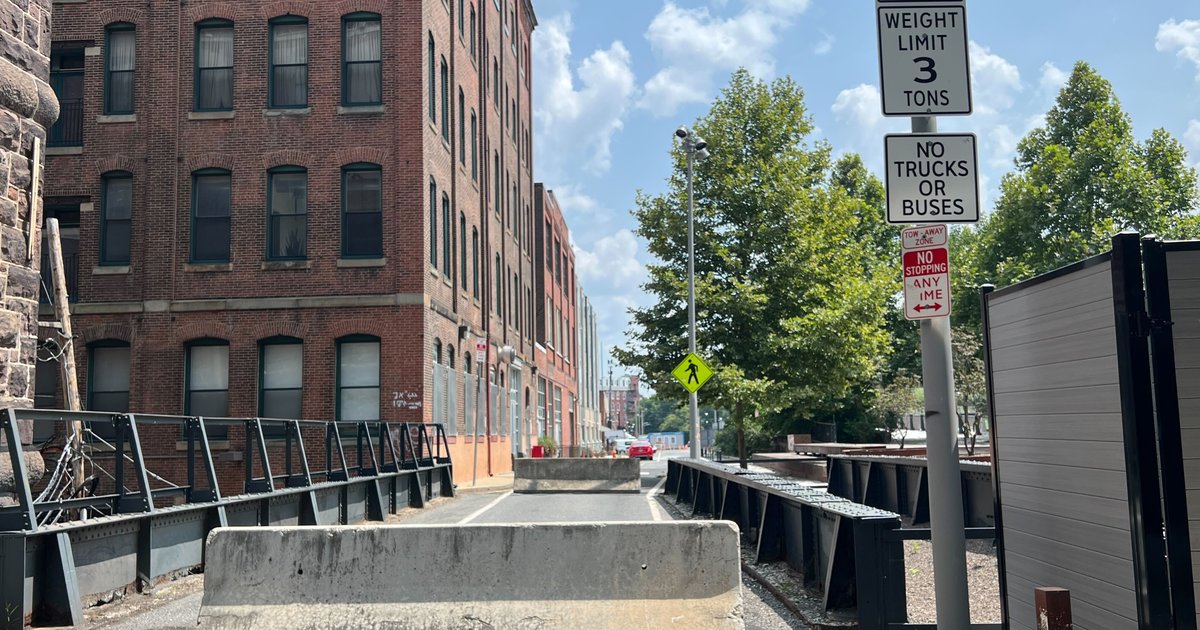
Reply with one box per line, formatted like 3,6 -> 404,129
48,99 -> 83,147
39,251 -> 78,304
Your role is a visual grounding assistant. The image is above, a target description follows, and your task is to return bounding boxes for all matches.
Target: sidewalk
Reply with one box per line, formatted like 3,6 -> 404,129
454,471 -> 514,495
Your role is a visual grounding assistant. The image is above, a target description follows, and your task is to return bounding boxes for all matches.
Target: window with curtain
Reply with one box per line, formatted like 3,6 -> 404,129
441,194 -> 451,277
458,88 -> 465,164
337,336 -> 379,421
470,110 -> 478,179
427,33 -> 435,120
260,338 -> 302,420
100,172 -> 131,265
342,163 -> 382,257
493,152 -> 499,212
105,24 -> 135,115
429,178 -> 437,268
270,17 -> 307,108
495,253 -> 502,316
459,214 -> 467,287
186,339 -> 229,423
195,20 -> 233,111
191,169 -> 231,262
89,341 -> 130,412
268,166 -> 307,260
440,58 -> 449,142
469,5 -> 476,58
343,13 -> 381,106
471,228 -> 479,298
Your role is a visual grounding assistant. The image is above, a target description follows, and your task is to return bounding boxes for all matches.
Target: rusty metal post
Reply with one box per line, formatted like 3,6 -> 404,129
1035,587 -> 1072,630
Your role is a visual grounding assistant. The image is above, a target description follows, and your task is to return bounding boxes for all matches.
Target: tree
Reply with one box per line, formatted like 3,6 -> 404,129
958,61 -> 1200,330
871,370 -> 922,448
952,327 -> 986,455
616,69 -> 896,467
639,396 -> 689,434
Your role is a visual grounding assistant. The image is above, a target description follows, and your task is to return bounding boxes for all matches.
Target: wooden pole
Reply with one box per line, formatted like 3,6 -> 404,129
1035,587 -> 1073,630
46,218 -> 83,488
25,138 -> 40,264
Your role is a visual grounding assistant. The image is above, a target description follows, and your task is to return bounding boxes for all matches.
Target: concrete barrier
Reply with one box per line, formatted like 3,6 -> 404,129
198,521 -> 744,629
513,457 -> 640,493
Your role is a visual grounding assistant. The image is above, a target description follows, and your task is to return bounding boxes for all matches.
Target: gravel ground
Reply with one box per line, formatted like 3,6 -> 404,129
902,536 -> 1003,624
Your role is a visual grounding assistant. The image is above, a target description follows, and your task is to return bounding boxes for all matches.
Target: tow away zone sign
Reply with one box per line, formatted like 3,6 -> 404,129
885,133 -> 979,224
902,225 -> 951,320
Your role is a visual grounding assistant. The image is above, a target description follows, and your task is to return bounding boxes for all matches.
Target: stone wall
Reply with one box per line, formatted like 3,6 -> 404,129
0,0 -> 57,486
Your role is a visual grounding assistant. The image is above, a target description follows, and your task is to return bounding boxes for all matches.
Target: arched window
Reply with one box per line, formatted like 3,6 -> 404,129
471,228 -> 479,298
494,253 -> 502,316
267,166 -> 307,260
337,334 -> 380,421
469,5 -> 476,58
269,16 -> 308,108
427,32 -> 436,120
464,352 -> 472,374
433,338 -> 442,363
259,336 -> 302,422
470,110 -> 478,180
100,171 -> 132,265
459,213 -> 468,287
440,57 -> 449,141
441,194 -> 451,277
185,338 -> 230,439
342,163 -> 382,257
191,168 -> 231,263
105,23 -> 135,115
194,19 -> 233,111
343,13 -> 382,105
448,345 -> 456,369
458,88 -> 466,164
429,177 -> 438,268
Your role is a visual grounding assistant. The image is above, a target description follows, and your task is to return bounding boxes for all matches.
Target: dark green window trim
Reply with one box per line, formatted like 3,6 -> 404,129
459,213 -> 467,287
268,16 -> 308,109
427,33 -> 436,120
194,19 -> 234,112
335,334 -> 380,422
343,12 -> 382,107
440,57 -> 449,142
86,339 -> 130,441
441,194 -> 451,277
458,88 -> 465,164
341,162 -> 383,258
429,177 -> 438,268
470,110 -> 478,180
104,23 -> 135,115
266,165 -> 308,261
184,337 -> 230,438
99,171 -> 132,265
469,5 -> 476,59
258,336 -> 303,431
190,168 -> 231,263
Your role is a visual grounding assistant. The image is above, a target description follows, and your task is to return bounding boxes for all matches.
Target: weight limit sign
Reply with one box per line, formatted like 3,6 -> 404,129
877,1 -> 972,116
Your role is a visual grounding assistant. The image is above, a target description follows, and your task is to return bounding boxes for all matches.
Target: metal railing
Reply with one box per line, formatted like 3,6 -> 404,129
826,454 -> 995,528
0,408 -> 454,628
39,251 -> 78,304
48,99 -> 83,148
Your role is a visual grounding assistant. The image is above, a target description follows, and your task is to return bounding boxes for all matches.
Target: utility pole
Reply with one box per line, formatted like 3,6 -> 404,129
46,218 -> 83,490
675,126 -> 708,459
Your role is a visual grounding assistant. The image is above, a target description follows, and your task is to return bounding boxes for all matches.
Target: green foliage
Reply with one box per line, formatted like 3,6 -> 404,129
640,396 -> 689,434
616,69 -> 896,452
537,436 -> 557,457
871,369 -> 922,445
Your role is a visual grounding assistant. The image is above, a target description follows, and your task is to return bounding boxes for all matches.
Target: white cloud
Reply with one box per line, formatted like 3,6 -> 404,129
1157,19 -> 1200,79
812,31 -> 835,56
549,183 -> 600,218
1187,120 -> 1200,150
831,84 -> 883,129
987,124 -> 1019,168
573,229 -> 646,286
638,0 -> 811,116
968,41 -> 1022,114
533,14 -> 637,178
1039,62 -> 1068,95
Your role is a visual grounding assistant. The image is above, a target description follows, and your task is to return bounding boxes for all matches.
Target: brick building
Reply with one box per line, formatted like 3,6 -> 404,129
38,0 -> 538,487
602,374 -> 641,433
531,184 -> 579,455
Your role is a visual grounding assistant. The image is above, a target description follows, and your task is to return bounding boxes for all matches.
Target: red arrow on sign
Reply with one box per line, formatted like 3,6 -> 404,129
914,303 -> 943,312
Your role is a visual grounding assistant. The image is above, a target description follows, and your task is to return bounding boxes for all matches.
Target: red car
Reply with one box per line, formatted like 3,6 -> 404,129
628,441 -> 654,460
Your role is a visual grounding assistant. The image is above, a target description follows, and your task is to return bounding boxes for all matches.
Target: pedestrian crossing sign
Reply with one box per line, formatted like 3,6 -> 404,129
672,352 -> 713,394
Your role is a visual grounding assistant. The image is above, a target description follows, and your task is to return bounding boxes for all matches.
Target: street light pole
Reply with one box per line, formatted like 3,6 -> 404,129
686,135 -> 700,460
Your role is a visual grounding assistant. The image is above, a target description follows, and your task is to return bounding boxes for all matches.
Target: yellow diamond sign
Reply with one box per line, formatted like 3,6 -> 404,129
672,352 -> 714,394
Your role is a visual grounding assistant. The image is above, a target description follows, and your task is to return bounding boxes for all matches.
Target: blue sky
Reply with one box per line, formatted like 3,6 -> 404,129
530,0 -> 1200,365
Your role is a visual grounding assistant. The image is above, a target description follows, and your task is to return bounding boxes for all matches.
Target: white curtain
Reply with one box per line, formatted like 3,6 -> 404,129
345,20 -> 381,103
339,341 -> 380,421
108,29 -> 135,112
272,24 -> 306,106
198,27 -> 233,109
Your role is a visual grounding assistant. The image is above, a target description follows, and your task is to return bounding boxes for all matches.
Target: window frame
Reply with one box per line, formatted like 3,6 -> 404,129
340,162 -> 383,258
459,213 -> 468,287
190,168 -> 232,263
429,177 -> 438,268
342,12 -> 382,107
184,338 -> 231,437
440,57 -> 450,142
268,16 -> 308,109
470,110 -> 478,180
193,19 -> 235,112
258,336 -> 303,422
87,339 -> 131,414
104,23 -> 135,115
458,88 -> 466,164
99,171 -> 132,265
472,227 -> 479,298
441,194 -> 451,278
469,4 -> 477,58
427,33 -> 436,121
266,166 -> 308,261
336,334 -> 381,422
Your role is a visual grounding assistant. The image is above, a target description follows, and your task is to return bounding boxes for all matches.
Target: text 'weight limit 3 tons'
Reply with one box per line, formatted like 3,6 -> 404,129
876,1 -> 972,116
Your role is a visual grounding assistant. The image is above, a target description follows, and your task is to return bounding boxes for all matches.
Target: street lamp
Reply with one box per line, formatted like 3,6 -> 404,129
676,125 -> 709,459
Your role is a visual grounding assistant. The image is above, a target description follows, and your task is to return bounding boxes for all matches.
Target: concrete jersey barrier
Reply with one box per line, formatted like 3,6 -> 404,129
198,521 -> 745,629
512,457 -> 640,493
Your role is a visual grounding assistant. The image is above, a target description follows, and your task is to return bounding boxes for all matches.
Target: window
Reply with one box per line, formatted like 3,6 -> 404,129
470,111 -> 478,179
88,341 -> 130,412
545,220 -> 552,264
427,34 -> 436,120
441,194 -> 451,277
433,339 -> 442,363
195,20 -> 234,111
269,17 -> 307,108
343,13 -> 382,106
49,47 -> 84,147
458,89 -> 466,164
492,58 -> 498,106
268,167 -> 307,260
471,228 -> 479,298
429,178 -> 438,268
493,152 -> 500,212
191,169 -> 231,263
186,339 -> 229,420
504,85 -> 509,129
469,5 -> 476,58
105,24 -> 135,115
337,335 -> 380,421
100,172 -> 131,265
342,163 -> 382,257
495,253 -> 502,315
458,0 -> 464,35
459,213 -> 467,287
440,57 -> 450,142
259,337 -> 302,420
511,98 -> 517,141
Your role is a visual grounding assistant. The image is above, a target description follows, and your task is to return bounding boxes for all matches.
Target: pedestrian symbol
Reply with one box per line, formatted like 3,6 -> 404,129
672,352 -> 713,394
